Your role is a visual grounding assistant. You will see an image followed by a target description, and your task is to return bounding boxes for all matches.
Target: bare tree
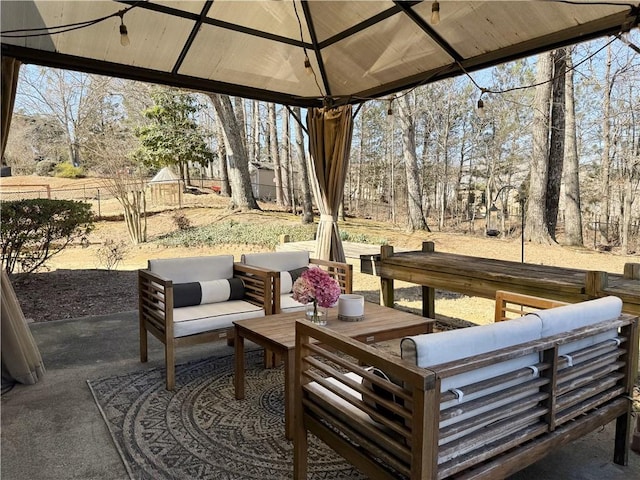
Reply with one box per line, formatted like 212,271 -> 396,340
293,107 -> 314,223
216,120 -> 231,197
281,107 -> 292,208
526,52 -> 554,244
397,92 -> 428,230
546,48 -> 566,240
17,66 -> 112,168
268,103 -> 284,206
562,48 -> 583,246
599,44 -> 613,244
207,94 -> 259,210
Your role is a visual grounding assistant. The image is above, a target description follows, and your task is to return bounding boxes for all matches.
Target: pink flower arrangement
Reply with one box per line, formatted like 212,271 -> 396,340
292,267 -> 341,308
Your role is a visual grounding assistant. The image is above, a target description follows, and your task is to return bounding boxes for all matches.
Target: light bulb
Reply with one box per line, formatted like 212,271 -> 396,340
431,2 -> 440,26
119,23 -> 130,46
477,99 -> 485,118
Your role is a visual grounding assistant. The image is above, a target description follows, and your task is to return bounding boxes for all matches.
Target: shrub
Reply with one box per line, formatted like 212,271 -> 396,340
340,230 -> 388,245
54,163 -> 85,178
34,159 -> 58,176
1,199 -> 94,274
157,221 -> 315,249
172,211 -> 191,231
95,239 -> 129,271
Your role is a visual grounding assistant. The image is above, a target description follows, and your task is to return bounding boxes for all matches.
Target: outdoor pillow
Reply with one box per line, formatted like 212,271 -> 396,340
173,278 -> 245,308
361,367 -> 405,425
279,266 -> 309,294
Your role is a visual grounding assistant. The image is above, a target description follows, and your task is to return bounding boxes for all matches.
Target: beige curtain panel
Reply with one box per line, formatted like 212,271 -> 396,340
1,271 -> 45,385
1,56 -> 45,385
307,105 -> 353,263
2,56 -> 21,157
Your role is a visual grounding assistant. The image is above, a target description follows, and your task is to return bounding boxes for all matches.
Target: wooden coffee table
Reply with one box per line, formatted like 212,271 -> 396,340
233,302 -> 434,440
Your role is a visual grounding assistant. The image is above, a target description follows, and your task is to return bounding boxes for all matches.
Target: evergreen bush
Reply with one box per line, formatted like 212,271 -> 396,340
1,198 -> 94,274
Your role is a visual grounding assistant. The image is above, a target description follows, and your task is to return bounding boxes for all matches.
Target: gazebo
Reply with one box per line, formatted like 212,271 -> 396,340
148,166 -> 182,206
1,1 -> 639,387
2,1 -> 638,262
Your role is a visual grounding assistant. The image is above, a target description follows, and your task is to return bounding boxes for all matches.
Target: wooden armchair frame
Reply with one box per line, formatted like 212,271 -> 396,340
495,290 -> 569,322
270,257 -> 353,314
138,263 -> 275,390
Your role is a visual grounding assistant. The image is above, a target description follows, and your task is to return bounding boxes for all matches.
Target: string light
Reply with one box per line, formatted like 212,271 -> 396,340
431,2 -> 440,26
1,3 -> 142,40
476,98 -> 485,118
119,12 -> 130,47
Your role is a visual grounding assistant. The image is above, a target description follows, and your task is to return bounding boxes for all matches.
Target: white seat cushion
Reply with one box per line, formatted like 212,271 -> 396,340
172,300 -> 264,337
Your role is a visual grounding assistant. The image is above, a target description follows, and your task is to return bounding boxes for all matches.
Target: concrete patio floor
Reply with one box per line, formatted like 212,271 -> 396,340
1,311 -> 638,480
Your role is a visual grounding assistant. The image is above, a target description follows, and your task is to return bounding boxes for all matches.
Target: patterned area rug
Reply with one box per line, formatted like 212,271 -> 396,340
88,350 -> 366,480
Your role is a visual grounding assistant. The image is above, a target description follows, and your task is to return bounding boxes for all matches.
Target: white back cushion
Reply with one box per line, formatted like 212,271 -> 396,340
533,296 -> 622,337
402,315 -> 542,393
401,314 -> 542,368
148,255 -> 234,283
241,251 -> 310,271
533,296 -> 622,356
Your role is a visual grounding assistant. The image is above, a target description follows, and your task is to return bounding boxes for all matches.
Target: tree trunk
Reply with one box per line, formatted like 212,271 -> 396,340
622,177 -> 633,254
268,103 -> 284,206
562,49 -> 583,246
216,121 -> 231,197
354,104 -> 365,212
545,48 -> 566,240
207,94 -> 259,210
600,44 -> 613,244
293,107 -> 314,223
397,93 -> 427,230
234,96 -> 248,155
526,52 -> 554,244
281,108 -> 292,207
252,100 -> 261,163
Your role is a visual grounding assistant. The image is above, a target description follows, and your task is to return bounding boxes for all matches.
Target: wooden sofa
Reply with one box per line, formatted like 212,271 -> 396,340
138,255 -> 274,390
294,295 -> 639,479
240,251 -> 353,314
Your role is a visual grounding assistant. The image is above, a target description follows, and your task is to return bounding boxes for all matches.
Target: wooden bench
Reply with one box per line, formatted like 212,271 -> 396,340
294,295 -> 639,479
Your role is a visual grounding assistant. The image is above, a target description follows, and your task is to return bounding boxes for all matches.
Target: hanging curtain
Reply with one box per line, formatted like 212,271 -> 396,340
2,57 -> 21,157
2,271 -> 45,385
306,105 -> 353,262
1,56 -> 45,386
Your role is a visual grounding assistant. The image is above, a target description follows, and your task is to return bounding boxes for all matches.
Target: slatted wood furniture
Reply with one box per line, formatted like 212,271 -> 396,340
362,241 -> 640,317
233,301 -> 433,440
240,251 -> 352,314
294,296 -> 638,479
138,255 -> 275,390
494,290 -> 568,322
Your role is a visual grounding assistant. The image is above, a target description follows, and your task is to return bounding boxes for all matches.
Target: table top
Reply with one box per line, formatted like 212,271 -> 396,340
362,246 -> 640,315
233,301 -> 432,351
381,250 -> 589,293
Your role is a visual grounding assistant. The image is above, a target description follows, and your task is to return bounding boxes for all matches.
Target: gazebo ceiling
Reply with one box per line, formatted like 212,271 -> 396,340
1,1 -> 639,107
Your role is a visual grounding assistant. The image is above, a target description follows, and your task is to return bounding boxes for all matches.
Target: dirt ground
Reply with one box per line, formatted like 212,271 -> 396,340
2,176 -> 637,325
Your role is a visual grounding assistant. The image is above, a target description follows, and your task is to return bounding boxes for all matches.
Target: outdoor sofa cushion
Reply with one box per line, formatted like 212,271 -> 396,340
149,255 -> 234,282
241,251 -> 312,311
172,300 -> 264,337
